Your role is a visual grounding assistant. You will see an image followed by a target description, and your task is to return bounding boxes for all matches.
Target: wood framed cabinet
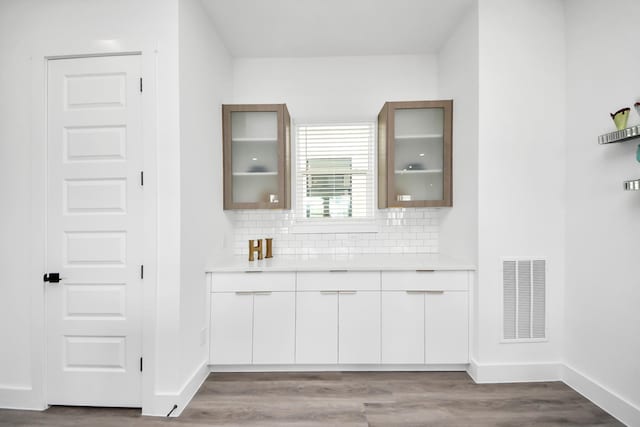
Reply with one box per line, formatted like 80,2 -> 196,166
222,104 -> 291,209
378,100 -> 453,208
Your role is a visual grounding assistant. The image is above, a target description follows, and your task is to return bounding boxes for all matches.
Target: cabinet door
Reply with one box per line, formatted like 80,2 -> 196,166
338,291 -> 380,364
295,291 -> 338,364
425,291 -> 468,364
253,292 -> 295,364
223,104 -> 290,210
210,293 -> 253,364
381,291 -> 425,364
378,100 -> 452,208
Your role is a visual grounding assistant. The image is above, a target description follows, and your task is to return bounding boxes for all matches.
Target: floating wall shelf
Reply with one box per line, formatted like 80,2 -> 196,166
598,125 -> 640,144
599,126 -> 640,191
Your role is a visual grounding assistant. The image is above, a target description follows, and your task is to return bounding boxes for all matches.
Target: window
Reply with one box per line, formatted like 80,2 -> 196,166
295,123 -> 375,223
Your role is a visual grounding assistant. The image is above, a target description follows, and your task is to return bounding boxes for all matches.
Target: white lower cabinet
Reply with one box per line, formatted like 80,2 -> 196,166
425,291 -> 468,363
211,291 -> 296,364
210,270 -> 469,367
253,292 -> 296,364
381,271 -> 469,364
296,290 -> 382,364
338,291 -> 381,364
210,272 -> 296,365
296,272 -> 381,364
295,291 -> 338,364
210,292 -> 253,365
381,291 -> 425,364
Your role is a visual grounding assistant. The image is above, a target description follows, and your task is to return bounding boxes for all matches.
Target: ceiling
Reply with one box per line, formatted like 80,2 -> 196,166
200,0 -> 475,58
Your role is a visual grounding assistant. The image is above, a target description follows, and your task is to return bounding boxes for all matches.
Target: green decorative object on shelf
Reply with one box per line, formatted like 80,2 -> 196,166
636,144 -> 640,163
611,107 -> 630,130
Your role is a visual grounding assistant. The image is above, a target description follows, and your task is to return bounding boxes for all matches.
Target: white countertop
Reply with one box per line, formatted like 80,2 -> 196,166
205,253 -> 475,272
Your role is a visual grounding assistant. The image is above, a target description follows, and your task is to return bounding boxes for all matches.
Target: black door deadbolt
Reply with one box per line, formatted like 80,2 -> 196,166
43,273 -> 61,283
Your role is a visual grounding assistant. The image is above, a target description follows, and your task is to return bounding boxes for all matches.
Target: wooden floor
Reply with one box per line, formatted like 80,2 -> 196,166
0,372 -> 622,426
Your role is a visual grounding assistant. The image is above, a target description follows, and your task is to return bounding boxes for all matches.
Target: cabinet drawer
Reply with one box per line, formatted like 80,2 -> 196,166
381,271 -> 467,291
211,272 -> 295,292
297,271 -> 380,291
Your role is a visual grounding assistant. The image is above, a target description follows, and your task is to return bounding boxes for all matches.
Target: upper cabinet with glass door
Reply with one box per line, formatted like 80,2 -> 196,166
222,104 -> 291,209
378,100 -> 452,208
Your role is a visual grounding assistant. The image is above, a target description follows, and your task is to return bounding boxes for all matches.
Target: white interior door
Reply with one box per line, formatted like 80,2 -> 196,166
46,55 -> 143,407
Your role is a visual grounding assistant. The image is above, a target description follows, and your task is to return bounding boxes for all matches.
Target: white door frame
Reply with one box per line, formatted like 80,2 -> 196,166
29,40 -> 159,412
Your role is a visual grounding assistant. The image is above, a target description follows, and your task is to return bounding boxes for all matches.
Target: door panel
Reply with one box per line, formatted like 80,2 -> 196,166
210,293 -> 253,365
46,55 -> 143,407
381,291 -> 425,364
338,292 -> 380,364
253,292 -> 295,364
295,292 -> 338,364
425,291 -> 469,364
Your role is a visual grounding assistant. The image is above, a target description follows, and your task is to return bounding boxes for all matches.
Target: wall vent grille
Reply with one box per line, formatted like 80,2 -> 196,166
502,258 -> 546,341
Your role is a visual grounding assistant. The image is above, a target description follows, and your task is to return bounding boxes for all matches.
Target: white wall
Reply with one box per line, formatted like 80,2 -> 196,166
438,7 -> 479,265
0,0 -> 181,413
437,5 -> 480,359
178,0 -> 232,394
230,55 -> 442,252
475,0 -> 565,366
564,0 -> 640,421
0,0 -> 33,399
232,55 -> 438,123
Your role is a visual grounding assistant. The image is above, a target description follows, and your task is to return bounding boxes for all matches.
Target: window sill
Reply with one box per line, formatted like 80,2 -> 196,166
290,222 -> 379,234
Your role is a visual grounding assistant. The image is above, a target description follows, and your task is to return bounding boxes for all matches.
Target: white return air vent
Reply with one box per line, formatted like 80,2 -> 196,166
502,258 -> 546,341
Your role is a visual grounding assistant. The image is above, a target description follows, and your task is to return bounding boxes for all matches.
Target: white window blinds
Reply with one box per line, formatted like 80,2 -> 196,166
296,123 -> 375,221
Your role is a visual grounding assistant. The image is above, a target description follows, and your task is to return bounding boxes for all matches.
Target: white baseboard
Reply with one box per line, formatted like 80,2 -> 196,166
562,364 -> 640,427
142,361 -> 209,417
210,364 -> 469,373
467,358 -> 562,383
0,385 -> 46,411
467,360 -> 640,425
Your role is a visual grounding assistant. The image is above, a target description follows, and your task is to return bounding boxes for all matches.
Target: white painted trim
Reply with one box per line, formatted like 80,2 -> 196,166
26,50 -> 48,413
467,358 -> 562,383
142,361 -> 209,417
0,386 -> 45,411
27,39 -> 160,414
562,364 -> 640,427
210,364 -> 469,372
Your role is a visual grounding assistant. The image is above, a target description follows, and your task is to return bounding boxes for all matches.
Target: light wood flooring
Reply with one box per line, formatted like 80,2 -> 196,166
0,372 -> 622,426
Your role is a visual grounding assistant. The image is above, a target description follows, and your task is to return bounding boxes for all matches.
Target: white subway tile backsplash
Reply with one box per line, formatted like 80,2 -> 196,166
228,208 -> 440,256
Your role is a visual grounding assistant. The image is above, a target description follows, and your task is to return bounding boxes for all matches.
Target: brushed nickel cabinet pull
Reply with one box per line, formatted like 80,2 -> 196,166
425,290 -> 445,294
329,270 -> 348,273
244,270 -> 263,273
416,269 -> 435,273
406,290 -> 426,294
320,290 -> 339,295
235,291 -> 254,295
